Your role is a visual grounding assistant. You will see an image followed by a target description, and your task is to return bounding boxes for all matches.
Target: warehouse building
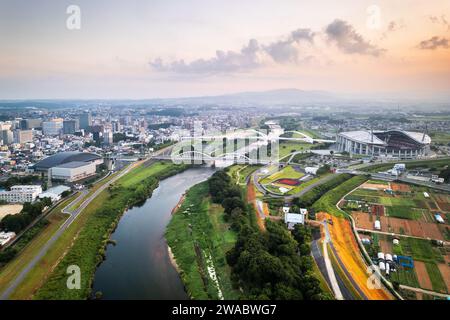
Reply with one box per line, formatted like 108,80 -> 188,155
51,161 -> 96,182
336,130 -> 431,159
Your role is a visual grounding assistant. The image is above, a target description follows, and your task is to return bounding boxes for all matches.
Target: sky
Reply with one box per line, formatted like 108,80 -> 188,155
0,0 -> 449,100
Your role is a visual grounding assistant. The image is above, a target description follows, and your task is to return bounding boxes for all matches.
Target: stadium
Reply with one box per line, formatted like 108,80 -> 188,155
336,130 -> 431,159
32,151 -> 103,172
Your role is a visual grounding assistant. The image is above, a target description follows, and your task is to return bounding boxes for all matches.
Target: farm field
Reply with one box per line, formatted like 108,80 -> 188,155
361,231 -> 448,294
345,182 -> 450,241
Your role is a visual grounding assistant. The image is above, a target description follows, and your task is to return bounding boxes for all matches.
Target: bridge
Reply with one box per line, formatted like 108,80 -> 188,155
180,129 -> 335,145
150,150 -> 276,165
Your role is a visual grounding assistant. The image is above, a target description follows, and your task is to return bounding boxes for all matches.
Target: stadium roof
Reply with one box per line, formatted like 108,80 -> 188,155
401,131 -> 431,144
54,161 -> 93,169
339,130 -> 431,145
339,131 -> 386,145
34,152 -> 101,171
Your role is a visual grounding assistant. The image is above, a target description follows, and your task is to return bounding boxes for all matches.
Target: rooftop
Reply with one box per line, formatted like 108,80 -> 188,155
54,161 -> 93,169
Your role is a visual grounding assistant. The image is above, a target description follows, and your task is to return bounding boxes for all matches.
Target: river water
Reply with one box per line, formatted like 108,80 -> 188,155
91,167 -> 215,299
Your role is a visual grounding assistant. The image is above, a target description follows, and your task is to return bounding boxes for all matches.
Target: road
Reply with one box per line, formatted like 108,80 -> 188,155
322,221 -> 369,300
319,223 -> 344,300
0,156 -> 146,300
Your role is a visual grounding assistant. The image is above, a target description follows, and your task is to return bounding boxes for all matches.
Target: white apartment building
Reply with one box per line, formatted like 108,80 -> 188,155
0,185 -> 43,203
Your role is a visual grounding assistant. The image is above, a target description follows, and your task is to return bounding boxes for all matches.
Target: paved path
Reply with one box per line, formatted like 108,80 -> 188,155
0,160 -> 140,300
320,225 -> 344,300
399,285 -> 450,299
355,228 -> 450,245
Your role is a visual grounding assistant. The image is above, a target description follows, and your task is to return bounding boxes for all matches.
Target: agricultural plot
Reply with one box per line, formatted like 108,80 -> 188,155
390,267 -> 420,288
386,206 -> 424,220
425,262 -> 447,293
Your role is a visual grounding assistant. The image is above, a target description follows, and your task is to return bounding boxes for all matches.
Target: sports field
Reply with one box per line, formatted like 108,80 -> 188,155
259,165 -> 304,185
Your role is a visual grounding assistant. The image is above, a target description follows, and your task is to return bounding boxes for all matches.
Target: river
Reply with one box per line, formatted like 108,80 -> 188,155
91,167 -> 215,299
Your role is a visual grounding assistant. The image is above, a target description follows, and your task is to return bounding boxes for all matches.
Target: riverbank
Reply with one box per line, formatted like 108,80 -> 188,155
33,162 -> 189,300
171,193 -> 186,215
166,180 -> 240,300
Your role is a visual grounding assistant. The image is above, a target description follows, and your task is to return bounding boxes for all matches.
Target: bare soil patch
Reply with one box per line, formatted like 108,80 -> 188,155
415,261 -> 433,290
391,183 -> 411,192
437,263 -> 450,293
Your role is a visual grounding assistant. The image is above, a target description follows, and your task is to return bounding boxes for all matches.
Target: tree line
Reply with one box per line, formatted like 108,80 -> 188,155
0,197 -> 52,234
207,170 -> 332,300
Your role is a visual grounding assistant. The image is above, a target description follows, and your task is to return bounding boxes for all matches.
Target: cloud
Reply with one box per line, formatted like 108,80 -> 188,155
264,28 -> 315,63
325,19 -> 385,56
381,20 -> 405,39
150,20 -> 382,74
150,39 -> 264,74
418,36 -> 450,50
429,15 -> 450,31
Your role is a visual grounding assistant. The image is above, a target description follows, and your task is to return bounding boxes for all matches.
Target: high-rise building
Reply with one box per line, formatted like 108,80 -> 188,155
42,119 -> 63,136
111,120 -> 121,133
1,130 -> 14,145
20,119 -> 42,130
63,119 -> 79,134
103,130 -> 113,145
79,112 -> 92,130
13,129 -> 33,144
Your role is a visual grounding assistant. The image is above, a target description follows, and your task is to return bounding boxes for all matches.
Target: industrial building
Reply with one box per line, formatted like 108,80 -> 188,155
336,130 -> 431,159
51,161 -> 96,182
0,185 -> 42,203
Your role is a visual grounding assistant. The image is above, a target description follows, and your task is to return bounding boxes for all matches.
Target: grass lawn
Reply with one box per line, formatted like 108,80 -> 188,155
424,262 -> 447,293
259,165 -> 304,185
166,181 -> 240,299
286,173 -> 331,195
118,162 -> 171,188
278,141 -> 313,160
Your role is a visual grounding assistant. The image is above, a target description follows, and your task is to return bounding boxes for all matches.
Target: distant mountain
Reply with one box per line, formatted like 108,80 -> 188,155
157,88 -> 338,106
